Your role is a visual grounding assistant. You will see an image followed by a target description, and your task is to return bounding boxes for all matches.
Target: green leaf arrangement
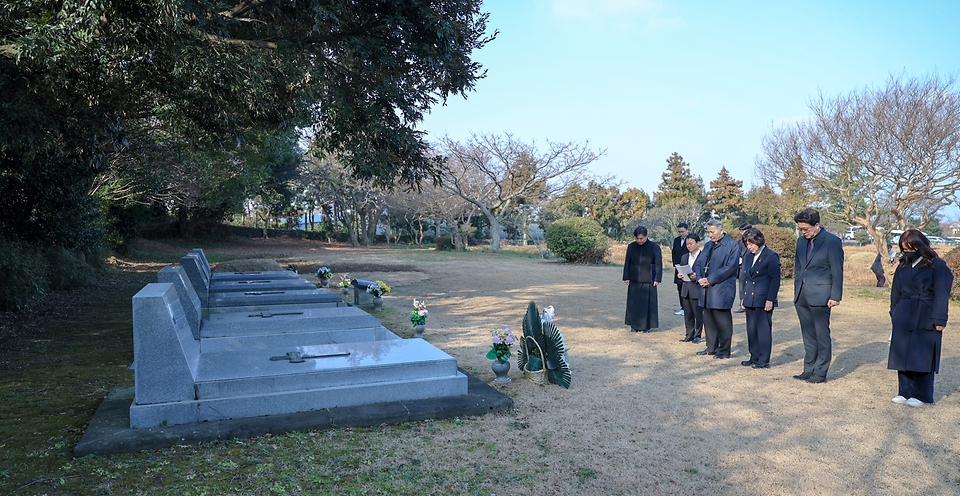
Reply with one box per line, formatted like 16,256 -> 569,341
517,301 -> 571,389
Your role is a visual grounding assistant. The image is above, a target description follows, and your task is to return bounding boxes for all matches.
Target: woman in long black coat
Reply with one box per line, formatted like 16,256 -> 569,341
623,225 -> 662,332
888,229 -> 954,407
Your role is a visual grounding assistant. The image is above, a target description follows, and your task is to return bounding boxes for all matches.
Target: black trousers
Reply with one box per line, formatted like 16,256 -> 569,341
681,296 -> 703,340
702,308 -> 733,355
898,370 -> 935,403
795,295 -> 832,376
744,307 -> 773,366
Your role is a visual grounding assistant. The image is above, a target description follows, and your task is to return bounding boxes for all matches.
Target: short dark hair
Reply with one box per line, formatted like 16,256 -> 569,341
742,227 -> 765,247
794,208 -> 820,225
738,222 -> 753,231
686,233 -> 701,242
677,222 -> 689,229
633,225 -> 648,237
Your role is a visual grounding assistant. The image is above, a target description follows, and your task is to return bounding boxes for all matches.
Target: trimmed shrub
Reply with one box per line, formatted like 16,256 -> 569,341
942,247 -> 960,299
544,217 -> 609,264
753,224 -> 797,279
435,236 -> 453,251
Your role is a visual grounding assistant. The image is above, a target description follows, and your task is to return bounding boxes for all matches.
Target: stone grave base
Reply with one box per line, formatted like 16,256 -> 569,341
75,370 -> 512,456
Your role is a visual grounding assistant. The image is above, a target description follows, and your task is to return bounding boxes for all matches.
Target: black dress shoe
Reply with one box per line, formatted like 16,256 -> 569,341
713,354 -> 730,359
806,374 -> 827,384
692,337 -> 701,344
793,371 -> 813,380
734,308 -> 745,313
696,349 -> 715,356
752,363 -> 770,369
741,360 -> 756,366
680,337 -> 692,342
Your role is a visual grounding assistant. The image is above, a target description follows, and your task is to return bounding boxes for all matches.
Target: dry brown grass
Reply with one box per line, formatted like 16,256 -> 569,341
168,236 -> 960,495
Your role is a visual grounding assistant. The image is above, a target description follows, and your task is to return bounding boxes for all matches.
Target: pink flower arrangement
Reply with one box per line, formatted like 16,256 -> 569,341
410,299 -> 429,326
486,327 -> 515,363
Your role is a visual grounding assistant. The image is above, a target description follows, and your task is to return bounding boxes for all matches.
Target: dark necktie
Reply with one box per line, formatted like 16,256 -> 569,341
806,238 -> 814,262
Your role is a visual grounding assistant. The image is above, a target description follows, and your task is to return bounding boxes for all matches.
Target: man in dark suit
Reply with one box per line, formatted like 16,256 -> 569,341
793,208 -> 844,384
692,219 -> 739,359
679,233 -> 704,343
671,223 -> 690,315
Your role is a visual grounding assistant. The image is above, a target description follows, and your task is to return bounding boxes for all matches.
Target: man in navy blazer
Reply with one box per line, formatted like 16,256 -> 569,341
693,219 -> 739,359
792,208 -> 844,383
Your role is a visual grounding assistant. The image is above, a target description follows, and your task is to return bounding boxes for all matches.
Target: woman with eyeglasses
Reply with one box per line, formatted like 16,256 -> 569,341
887,229 -> 954,407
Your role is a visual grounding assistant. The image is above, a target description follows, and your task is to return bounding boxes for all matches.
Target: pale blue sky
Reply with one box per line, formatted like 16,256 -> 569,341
420,0 -> 960,212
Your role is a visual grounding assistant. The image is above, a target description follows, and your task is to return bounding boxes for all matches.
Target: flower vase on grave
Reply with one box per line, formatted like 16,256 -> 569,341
340,286 -> 350,297
491,359 -> 511,383
373,297 -> 384,311
320,278 -> 330,288
413,324 -> 425,338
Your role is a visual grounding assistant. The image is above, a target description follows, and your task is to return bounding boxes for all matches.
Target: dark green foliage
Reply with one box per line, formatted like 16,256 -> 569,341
435,236 -> 453,251
0,241 -> 97,311
753,224 -> 797,279
42,246 -> 97,291
523,301 -> 542,344
544,217 -> 609,264
516,301 -> 570,388
542,320 -> 571,389
517,301 -> 539,373
545,182 -> 650,239
0,242 -> 47,311
1,0 -> 493,251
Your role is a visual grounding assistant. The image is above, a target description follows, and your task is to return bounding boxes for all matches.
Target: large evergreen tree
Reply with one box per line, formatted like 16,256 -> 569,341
653,152 -> 705,207
706,166 -> 745,222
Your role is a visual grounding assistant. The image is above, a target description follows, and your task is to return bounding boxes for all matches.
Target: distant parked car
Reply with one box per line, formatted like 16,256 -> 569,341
927,236 -> 947,245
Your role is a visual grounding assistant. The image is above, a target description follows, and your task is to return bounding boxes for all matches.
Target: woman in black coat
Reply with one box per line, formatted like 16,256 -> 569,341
623,226 -> 662,332
888,229 -> 954,407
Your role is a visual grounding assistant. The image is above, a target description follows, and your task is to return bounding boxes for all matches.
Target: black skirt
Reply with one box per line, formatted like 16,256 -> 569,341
625,282 -> 658,330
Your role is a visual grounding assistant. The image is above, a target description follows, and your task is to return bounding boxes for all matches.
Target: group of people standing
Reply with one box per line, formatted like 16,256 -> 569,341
623,207 -> 953,406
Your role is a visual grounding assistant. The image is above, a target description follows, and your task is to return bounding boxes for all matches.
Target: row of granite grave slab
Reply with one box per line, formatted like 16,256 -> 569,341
127,249 -> 469,429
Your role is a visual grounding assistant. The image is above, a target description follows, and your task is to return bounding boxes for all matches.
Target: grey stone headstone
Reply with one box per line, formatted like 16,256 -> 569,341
158,266 -> 202,339
132,283 -> 198,406
191,248 -> 211,281
180,254 -> 209,300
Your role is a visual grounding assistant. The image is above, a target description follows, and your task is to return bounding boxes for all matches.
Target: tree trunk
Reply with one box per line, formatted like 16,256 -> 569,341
366,209 -> 378,245
488,214 -> 502,253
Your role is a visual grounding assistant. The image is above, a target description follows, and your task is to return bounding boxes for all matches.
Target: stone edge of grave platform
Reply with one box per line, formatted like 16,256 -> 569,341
74,369 -> 513,456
